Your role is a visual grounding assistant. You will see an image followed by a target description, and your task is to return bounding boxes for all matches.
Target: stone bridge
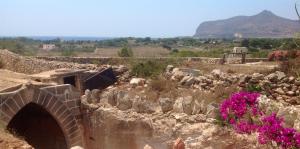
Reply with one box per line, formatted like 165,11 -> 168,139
0,84 -> 84,149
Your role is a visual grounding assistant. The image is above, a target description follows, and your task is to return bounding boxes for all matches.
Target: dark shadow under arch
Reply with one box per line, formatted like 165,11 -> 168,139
7,103 -> 68,149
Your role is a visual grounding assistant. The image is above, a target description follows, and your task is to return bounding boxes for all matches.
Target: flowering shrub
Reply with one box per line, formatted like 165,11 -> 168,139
220,91 -> 300,148
258,113 -> 300,148
220,92 -> 261,134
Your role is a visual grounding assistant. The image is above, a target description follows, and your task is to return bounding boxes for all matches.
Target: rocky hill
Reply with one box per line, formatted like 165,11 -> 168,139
194,10 -> 300,38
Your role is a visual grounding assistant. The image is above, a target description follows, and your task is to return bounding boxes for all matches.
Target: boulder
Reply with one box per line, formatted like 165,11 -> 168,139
171,68 -> 186,80
173,97 -> 184,113
159,98 -> 174,113
84,89 -> 92,103
278,106 -> 300,127
258,95 -> 284,115
295,80 -> 300,86
166,65 -> 175,72
250,73 -> 264,83
289,76 -> 296,83
107,90 -> 117,106
116,91 -> 133,111
143,144 -> 154,149
180,76 -> 195,86
275,88 -> 285,95
91,89 -> 101,103
206,103 -> 219,119
182,96 -> 194,115
211,69 -> 222,77
276,71 -> 286,80
287,91 -> 295,96
192,99 -> 204,115
239,75 -> 251,84
130,78 -> 146,86
266,71 -> 286,82
132,96 -> 157,114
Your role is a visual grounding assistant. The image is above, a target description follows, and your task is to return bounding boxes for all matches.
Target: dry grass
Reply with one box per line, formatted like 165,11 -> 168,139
279,58 -> 300,78
95,46 -> 171,57
192,85 -> 239,108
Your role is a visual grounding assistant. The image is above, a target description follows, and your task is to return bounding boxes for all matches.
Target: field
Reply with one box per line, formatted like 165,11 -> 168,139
94,45 -> 171,57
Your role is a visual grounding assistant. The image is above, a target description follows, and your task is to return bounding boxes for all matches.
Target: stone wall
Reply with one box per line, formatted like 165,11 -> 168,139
35,56 -> 268,65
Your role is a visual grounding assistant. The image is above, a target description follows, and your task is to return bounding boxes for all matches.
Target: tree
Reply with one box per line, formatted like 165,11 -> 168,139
118,46 -> 133,57
241,39 -> 250,48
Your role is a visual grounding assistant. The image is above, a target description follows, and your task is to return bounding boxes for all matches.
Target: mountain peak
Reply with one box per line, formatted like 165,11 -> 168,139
194,10 -> 300,38
257,10 -> 275,16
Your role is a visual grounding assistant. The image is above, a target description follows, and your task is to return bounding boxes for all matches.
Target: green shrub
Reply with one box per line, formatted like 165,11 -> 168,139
245,84 -> 262,92
130,60 -> 166,78
61,49 -> 76,56
250,51 -> 269,58
118,46 -> 133,57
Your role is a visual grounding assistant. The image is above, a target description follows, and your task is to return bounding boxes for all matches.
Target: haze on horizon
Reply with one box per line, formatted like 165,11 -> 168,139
0,0 -> 298,38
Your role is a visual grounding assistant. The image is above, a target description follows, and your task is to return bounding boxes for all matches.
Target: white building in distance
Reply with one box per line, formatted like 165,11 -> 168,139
42,44 -> 56,51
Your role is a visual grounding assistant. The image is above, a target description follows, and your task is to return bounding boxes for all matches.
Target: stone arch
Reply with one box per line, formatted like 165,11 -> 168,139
0,84 -> 84,148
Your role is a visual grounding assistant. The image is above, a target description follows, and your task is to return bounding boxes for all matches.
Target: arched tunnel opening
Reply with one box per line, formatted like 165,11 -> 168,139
7,103 -> 68,149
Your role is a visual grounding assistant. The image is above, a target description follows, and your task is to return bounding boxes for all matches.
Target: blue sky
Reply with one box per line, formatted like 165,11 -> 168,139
0,0 -> 298,37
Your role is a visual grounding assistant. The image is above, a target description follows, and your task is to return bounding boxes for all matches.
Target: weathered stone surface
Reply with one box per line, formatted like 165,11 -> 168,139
143,144 -> 154,149
132,96 -> 157,114
166,65 -> 175,72
275,88 -> 285,95
206,103 -> 219,119
116,91 -> 133,111
287,91 -> 295,96
159,98 -> 174,113
91,89 -> 101,103
180,76 -> 195,86
84,89 -> 92,103
173,97 -> 184,113
182,96 -> 193,115
278,106 -> 300,127
130,78 -> 146,86
211,69 -> 222,77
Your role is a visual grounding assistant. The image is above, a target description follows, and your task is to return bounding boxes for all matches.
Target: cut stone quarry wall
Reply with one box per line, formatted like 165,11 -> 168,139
0,50 -> 97,74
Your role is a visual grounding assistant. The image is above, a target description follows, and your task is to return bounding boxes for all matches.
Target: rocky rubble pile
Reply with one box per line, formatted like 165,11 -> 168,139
258,95 -> 300,131
82,88 -> 219,119
79,63 -> 300,148
165,65 -> 300,105
240,71 -> 300,104
81,98 -> 267,149
165,65 -> 240,91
